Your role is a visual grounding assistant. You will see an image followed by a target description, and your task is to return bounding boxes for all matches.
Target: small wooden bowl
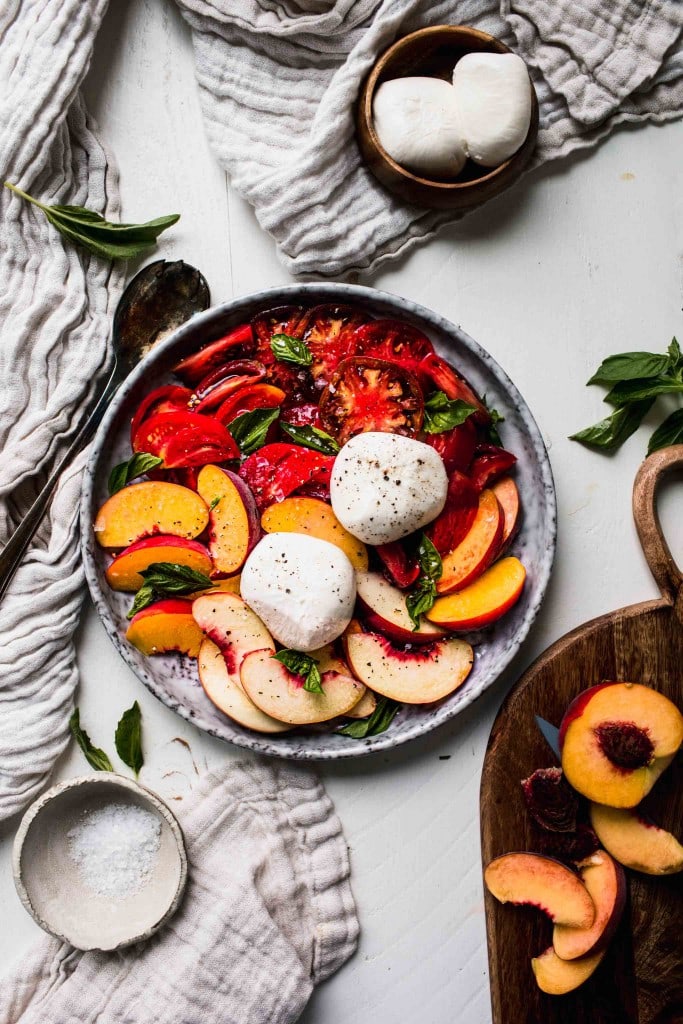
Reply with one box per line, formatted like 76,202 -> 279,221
357,25 -> 539,211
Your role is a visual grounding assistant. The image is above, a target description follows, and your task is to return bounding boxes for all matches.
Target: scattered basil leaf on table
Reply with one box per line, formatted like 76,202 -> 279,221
228,407 -> 280,455
69,709 -> 114,772
270,334 -> 313,368
4,182 -> 179,261
281,422 -> 340,455
604,377 -> 683,407
588,351 -> 672,385
108,452 -> 163,495
647,408 -> 683,453
423,391 -> 477,434
272,650 -> 324,693
405,534 -> 443,629
128,562 -> 214,618
115,701 -> 144,776
339,695 -> 401,738
570,400 -> 654,451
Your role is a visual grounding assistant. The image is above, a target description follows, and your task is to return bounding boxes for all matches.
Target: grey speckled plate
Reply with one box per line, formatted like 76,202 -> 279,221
81,284 -> 556,760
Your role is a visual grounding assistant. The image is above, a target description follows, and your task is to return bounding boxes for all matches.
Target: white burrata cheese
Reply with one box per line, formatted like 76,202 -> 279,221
240,533 -> 356,653
452,53 -> 531,168
372,76 -> 467,178
330,432 -> 448,546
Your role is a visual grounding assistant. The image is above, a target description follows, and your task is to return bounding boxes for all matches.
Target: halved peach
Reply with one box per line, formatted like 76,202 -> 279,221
198,639 -> 289,733
427,556 -> 526,630
531,945 -> 605,995
94,481 -> 209,549
559,682 -> 683,807
261,496 -> 369,571
105,535 -> 212,592
484,853 -> 595,928
345,689 -> 378,719
196,465 -> 260,576
589,803 -> 683,875
553,850 -> 626,960
355,571 -> 444,645
126,599 -> 204,658
240,646 -> 365,725
436,488 -> 503,594
344,631 -> 473,704
192,592 -> 274,679
491,476 -> 520,548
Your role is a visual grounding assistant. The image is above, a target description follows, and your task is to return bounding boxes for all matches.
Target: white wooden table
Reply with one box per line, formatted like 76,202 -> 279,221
1,3 -> 682,1021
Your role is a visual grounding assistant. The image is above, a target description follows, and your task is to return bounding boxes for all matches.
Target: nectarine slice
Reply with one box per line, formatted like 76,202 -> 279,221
345,689 -> 378,719
589,803 -> 683,875
491,476 -> 520,548
344,631 -> 473,704
560,682 -> 683,807
240,646 -> 365,725
94,481 -> 209,549
126,599 -> 204,658
436,488 -> 503,594
356,571 -> 444,644
198,639 -> 289,733
531,945 -> 605,995
196,465 -> 260,575
192,592 -> 274,683
484,853 -> 595,928
105,535 -> 212,592
427,557 -> 526,630
261,496 -> 369,571
553,850 -> 626,960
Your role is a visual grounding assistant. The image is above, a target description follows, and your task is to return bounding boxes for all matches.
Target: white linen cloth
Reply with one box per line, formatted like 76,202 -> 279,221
0,762 -> 359,1023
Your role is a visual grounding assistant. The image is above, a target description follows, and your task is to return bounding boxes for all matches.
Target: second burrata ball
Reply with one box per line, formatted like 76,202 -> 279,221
330,432 -> 448,545
452,53 -> 531,167
240,533 -> 356,652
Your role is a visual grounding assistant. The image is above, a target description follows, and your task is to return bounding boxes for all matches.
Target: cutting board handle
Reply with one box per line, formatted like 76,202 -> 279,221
633,444 -> 683,611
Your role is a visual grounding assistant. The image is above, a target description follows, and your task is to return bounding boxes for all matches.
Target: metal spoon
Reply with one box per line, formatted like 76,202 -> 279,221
0,260 -> 210,600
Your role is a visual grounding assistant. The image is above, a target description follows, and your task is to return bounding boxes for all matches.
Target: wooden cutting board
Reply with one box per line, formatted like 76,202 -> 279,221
481,446 -> 683,1024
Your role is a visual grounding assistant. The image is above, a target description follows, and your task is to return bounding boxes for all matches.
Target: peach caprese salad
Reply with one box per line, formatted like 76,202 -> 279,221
94,304 -> 527,738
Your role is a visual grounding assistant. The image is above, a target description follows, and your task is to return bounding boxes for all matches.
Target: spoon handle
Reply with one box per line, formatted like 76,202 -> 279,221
0,369 -> 120,601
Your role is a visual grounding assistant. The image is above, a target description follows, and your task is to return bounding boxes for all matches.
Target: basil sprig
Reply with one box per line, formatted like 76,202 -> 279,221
115,701 -> 144,776
69,709 -> 114,772
423,391 -> 477,434
270,334 -> 313,367
272,649 -> 323,693
571,338 -> 683,453
228,407 -> 280,455
5,182 -> 179,261
485,401 -> 505,446
405,535 -> 442,629
281,422 -> 340,455
108,452 -> 163,495
128,562 -> 213,619
338,695 -> 400,738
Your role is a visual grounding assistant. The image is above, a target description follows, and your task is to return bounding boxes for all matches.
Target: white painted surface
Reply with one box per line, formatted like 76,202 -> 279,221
1,2 -> 682,1021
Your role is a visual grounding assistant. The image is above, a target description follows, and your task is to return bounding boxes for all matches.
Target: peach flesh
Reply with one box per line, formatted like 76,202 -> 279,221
197,638 -> 289,734
484,853 -> 595,929
344,631 -> 473,704
531,945 -> 605,995
126,599 -> 204,658
590,803 -> 683,875
105,535 -> 212,592
427,556 -> 525,630
552,850 -> 626,961
436,488 -> 503,594
261,496 -> 369,571
94,481 -> 209,549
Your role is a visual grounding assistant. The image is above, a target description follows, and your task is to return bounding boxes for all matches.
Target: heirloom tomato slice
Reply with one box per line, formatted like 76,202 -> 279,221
133,411 -> 239,467
250,304 -> 314,402
280,402 -> 323,429
130,385 -> 192,444
425,471 -> 479,556
376,541 -> 420,589
320,357 -> 424,445
418,352 -> 489,422
239,443 -> 335,512
174,323 -> 255,385
469,444 -> 517,491
352,320 -> 434,376
424,419 -> 477,475
300,304 -> 369,387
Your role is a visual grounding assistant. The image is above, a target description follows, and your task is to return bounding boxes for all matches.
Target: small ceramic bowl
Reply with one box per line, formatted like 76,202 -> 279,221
13,775 -> 187,951
357,25 -> 539,210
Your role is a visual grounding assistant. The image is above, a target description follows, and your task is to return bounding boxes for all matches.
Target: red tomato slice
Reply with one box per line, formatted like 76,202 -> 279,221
130,385 -> 192,445
174,323 -> 255,385
215,384 -> 286,424
320,357 -> 424,445
280,403 -> 323,429
419,353 -> 490,422
469,445 -> 517,491
424,419 -> 477,475
376,541 -> 420,589
133,411 -> 239,466
425,471 -> 479,556
239,443 -> 335,512
299,304 -> 369,388
250,305 -> 315,402
352,320 -> 434,376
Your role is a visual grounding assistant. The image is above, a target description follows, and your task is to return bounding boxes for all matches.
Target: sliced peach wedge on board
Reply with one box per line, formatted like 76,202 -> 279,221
531,945 -> 605,995
196,465 -> 260,576
436,488 -> 503,594
589,803 -> 683,875
197,638 -> 290,734
106,535 -> 212,592
552,850 -> 626,960
260,496 -> 369,571
344,631 -> 473,703
484,853 -> 595,929
427,557 -> 526,630
94,481 -> 209,549
126,599 -> 204,658
355,570 -> 444,645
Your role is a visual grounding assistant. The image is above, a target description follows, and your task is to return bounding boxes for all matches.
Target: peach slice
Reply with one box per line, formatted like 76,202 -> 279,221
436,488 -> 503,594
196,465 -> 260,576
491,476 -> 520,548
484,853 -> 595,928
344,631 -> 473,704
261,496 -> 369,571
105,535 -> 212,592
240,646 -> 365,725
355,571 -> 445,645
345,689 -> 378,719
553,850 -> 626,960
94,481 -> 209,549
559,682 -> 683,807
192,592 -> 274,681
589,803 -> 683,875
531,945 -> 605,995
126,599 -> 204,658
427,556 -> 526,630
198,639 -> 290,733
191,575 -> 242,598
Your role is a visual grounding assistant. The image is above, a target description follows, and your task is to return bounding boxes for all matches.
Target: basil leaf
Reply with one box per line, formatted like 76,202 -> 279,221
487,406 -> 505,446
588,351 -> 671,385
281,422 -> 340,455
667,337 -> 681,370
115,701 -> 144,776
5,182 -> 178,262
127,583 -> 157,619
270,334 -> 313,367
423,391 -> 477,434
405,578 -> 437,629
209,496 -> 221,510
127,562 -> 213,618
570,399 -> 654,450
69,709 -> 113,772
272,649 -> 324,693
108,452 -> 163,495
228,407 -> 280,455
417,534 -> 442,581
605,377 -> 683,407
339,696 -> 400,738
647,408 -> 683,453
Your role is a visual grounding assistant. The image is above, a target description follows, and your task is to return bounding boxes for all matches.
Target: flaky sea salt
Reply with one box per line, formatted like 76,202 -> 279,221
67,801 -> 161,899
